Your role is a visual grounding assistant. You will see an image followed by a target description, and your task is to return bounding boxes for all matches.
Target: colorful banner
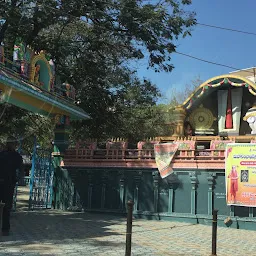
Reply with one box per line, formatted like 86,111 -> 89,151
154,143 -> 179,178
225,143 -> 256,207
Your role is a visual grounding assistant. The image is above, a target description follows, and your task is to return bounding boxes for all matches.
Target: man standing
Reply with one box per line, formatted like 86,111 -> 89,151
0,136 -> 23,236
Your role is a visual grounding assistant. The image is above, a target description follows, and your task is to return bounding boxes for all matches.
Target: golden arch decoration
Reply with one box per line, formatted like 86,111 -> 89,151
182,74 -> 256,110
29,52 -> 52,91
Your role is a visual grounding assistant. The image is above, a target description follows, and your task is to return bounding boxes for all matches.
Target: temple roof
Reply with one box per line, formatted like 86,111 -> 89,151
229,67 -> 256,83
0,68 -> 89,120
181,74 -> 256,110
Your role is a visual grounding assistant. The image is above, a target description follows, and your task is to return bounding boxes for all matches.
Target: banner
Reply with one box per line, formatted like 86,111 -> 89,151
154,143 -> 179,178
225,143 -> 256,207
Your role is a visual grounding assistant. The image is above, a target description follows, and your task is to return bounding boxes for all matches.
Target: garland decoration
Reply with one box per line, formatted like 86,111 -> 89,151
185,77 -> 256,110
196,86 -> 205,98
249,86 -> 256,96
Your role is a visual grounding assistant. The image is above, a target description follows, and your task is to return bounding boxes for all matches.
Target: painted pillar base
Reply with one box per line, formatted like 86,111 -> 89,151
52,115 -> 71,210
173,105 -> 186,137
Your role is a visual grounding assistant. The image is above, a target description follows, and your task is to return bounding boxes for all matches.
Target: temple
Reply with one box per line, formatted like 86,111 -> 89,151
1,40 -> 256,229
62,68 -> 256,230
0,42 -> 89,152
173,67 -> 256,139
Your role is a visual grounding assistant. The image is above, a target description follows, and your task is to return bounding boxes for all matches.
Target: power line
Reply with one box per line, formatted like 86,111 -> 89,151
197,22 -> 256,36
40,2 -> 256,37
36,3 -> 256,75
175,51 -> 255,74
12,2 -> 256,75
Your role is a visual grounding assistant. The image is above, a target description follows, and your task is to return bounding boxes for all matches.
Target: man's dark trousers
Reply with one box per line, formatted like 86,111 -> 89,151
0,181 -> 15,232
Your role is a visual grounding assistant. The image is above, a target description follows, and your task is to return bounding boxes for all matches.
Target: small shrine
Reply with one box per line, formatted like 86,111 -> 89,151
0,40 -> 89,152
164,68 -> 256,143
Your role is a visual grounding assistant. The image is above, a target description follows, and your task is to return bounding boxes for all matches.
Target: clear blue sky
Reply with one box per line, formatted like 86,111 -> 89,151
135,0 -> 256,103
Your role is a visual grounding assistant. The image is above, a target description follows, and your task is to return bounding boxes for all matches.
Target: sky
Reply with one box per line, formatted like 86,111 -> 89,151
135,0 -> 256,103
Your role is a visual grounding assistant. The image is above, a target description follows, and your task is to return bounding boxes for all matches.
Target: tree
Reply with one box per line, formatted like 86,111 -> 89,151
0,0 -> 196,143
168,75 -> 203,106
0,104 -> 54,152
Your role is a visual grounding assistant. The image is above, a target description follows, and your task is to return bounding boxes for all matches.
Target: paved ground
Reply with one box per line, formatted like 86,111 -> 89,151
1,187 -> 256,255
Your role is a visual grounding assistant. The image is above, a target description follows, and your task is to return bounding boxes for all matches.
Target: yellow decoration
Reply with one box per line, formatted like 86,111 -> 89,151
29,52 -> 52,91
189,105 -> 215,130
249,87 -> 256,96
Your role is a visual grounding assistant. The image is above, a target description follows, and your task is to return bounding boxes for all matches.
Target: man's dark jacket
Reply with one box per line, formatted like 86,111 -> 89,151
0,150 -> 23,185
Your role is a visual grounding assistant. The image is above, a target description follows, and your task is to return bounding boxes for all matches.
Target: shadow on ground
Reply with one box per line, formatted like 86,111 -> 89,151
0,185 -> 194,255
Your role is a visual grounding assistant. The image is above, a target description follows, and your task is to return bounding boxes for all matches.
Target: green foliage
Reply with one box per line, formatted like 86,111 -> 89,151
0,0 -> 196,144
0,104 -> 54,153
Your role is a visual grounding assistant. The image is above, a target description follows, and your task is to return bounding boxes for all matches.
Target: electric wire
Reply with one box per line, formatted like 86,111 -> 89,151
197,22 -> 256,36
175,52 -> 256,74
3,2 -> 256,75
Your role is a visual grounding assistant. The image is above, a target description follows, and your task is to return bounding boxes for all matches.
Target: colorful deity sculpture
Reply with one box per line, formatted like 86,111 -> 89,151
13,38 -> 26,61
243,105 -> 256,134
61,82 -> 75,100
34,64 -> 43,86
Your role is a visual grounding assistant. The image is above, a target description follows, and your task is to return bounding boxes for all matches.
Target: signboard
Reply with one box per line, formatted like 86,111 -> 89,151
225,143 -> 256,207
154,143 -> 179,178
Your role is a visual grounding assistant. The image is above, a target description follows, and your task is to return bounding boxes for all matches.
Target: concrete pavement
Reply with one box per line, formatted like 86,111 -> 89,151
1,186 -> 256,255
1,210 -> 256,255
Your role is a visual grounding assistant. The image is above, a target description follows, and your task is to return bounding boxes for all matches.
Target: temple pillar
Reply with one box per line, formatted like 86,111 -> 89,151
53,114 -> 71,154
173,105 -> 186,137
230,205 -> 235,217
118,171 -> 125,210
152,171 -> 159,213
133,171 -> 142,212
52,114 -> 71,209
167,178 -> 175,214
87,170 -> 93,210
101,172 -> 108,209
189,172 -> 197,214
207,173 -> 216,215
249,207 -> 254,218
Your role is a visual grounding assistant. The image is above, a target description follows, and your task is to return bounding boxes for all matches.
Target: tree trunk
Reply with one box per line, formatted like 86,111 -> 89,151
0,21 -> 9,43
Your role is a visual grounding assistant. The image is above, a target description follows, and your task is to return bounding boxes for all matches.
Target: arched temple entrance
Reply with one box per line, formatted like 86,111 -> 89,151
29,52 -> 52,91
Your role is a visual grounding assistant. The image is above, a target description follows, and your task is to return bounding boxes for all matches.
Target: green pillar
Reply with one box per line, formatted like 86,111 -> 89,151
133,171 -> 142,212
119,171 -> 125,210
168,186 -> 174,214
167,173 -> 178,214
207,173 -> 216,215
152,171 -> 159,213
249,208 -> 254,218
53,114 -> 71,153
230,206 -> 235,217
52,114 -> 71,210
87,171 -> 93,209
189,172 -> 197,215
101,172 -> 108,209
